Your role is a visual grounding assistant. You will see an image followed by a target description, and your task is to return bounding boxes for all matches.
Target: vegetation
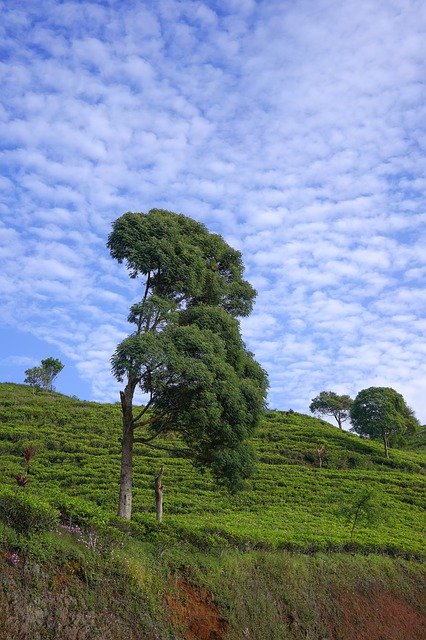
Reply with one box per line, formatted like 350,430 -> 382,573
108,209 -> 267,519
338,487 -> 383,542
24,357 -> 64,391
0,383 -> 424,639
309,391 -> 353,429
351,387 -> 419,458
0,383 -> 424,556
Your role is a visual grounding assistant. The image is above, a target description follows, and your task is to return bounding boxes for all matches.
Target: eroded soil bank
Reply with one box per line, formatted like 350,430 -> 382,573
1,552 -> 425,640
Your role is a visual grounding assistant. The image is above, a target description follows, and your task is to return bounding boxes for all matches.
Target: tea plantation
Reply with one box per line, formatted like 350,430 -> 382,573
1,382 -> 424,556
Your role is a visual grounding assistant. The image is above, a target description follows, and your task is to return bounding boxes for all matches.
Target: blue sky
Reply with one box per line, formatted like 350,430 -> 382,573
1,0 -> 425,424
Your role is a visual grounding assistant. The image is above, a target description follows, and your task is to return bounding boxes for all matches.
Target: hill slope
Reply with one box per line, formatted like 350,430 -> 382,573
1,383 -> 425,640
0,382 -> 424,555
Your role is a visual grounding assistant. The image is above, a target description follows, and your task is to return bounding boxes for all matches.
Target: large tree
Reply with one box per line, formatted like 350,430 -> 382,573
108,209 -> 268,520
309,391 -> 353,429
350,387 -> 419,458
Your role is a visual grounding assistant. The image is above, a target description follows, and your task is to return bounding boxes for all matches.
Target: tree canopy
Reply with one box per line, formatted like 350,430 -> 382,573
309,391 -> 353,429
24,358 -> 64,392
350,387 -> 419,458
108,209 -> 256,316
108,209 -> 268,519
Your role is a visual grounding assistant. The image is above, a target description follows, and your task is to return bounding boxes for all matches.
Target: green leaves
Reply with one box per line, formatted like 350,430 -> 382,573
351,387 -> 419,443
0,489 -> 60,534
309,391 -> 353,429
107,209 -> 255,317
24,358 -> 64,391
109,209 -> 267,515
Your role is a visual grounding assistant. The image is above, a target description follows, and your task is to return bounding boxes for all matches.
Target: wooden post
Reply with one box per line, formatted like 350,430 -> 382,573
155,466 -> 164,522
316,446 -> 326,468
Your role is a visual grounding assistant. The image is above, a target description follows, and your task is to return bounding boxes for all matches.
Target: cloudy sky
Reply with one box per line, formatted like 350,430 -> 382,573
1,0 -> 425,424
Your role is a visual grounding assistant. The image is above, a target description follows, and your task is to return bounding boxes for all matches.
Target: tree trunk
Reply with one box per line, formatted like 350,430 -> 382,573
316,446 -> 325,468
155,466 -> 164,522
382,431 -> 389,459
117,385 -> 135,520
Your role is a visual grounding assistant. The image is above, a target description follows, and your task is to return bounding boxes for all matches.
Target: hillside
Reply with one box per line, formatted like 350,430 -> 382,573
1,383 -> 424,555
1,382 -> 425,639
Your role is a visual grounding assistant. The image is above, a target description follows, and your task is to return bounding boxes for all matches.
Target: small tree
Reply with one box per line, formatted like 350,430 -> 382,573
350,387 -> 419,458
338,488 -> 383,541
24,358 -> 64,391
309,391 -> 353,429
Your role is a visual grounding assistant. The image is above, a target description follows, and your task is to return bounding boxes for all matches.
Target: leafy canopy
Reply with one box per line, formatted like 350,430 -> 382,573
24,358 -> 64,391
309,391 -> 353,429
350,387 -> 419,445
107,209 -> 256,316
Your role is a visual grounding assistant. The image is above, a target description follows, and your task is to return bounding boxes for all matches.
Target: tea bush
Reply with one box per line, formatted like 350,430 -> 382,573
0,489 -> 59,534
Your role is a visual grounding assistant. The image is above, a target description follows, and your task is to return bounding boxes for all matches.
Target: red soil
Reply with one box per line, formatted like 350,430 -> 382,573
325,587 -> 426,640
165,578 -> 227,640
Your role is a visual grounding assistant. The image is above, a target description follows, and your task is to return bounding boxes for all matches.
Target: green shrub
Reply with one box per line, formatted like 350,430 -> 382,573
0,490 -> 59,534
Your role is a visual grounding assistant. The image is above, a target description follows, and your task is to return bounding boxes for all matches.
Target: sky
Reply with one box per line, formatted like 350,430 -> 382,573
0,0 -> 425,425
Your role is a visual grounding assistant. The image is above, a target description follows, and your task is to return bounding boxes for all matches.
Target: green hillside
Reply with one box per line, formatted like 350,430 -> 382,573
1,383 -> 424,556
1,382 -> 425,640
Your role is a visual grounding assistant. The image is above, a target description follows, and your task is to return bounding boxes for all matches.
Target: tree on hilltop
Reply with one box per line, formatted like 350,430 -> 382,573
108,209 -> 268,520
350,387 -> 419,458
309,391 -> 353,429
24,358 -> 64,392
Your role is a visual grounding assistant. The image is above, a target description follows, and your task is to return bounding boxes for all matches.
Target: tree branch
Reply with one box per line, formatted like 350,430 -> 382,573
137,272 -> 151,334
131,396 -> 153,424
133,409 -> 174,430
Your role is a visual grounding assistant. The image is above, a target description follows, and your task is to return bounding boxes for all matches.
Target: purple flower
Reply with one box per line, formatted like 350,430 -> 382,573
9,552 -> 20,566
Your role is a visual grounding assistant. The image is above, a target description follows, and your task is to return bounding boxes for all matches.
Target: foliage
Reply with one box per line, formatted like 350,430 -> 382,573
108,209 -> 267,518
0,384 -> 424,557
351,387 -> 419,458
0,489 -> 59,534
337,487 -> 384,541
309,391 -> 353,429
24,357 -> 64,391
107,209 -> 256,316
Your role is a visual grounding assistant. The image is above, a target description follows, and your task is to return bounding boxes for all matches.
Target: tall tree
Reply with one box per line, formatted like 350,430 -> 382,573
309,391 -> 353,429
350,387 -> 419,458
108,209 -> 268,520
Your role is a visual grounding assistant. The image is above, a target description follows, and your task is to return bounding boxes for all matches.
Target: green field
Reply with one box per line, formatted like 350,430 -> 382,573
1,382 -> 424,556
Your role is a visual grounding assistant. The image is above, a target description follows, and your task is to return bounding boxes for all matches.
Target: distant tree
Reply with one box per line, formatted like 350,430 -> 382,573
24,358 -> 64,391
108,209 -> 268,520
309,391 -> 353,429
338,487 -> 383,541
350,387 -> 419,458
24,367 -> 44,391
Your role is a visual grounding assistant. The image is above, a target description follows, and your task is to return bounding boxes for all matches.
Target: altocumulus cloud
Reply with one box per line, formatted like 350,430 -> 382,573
0,0 -> 425,422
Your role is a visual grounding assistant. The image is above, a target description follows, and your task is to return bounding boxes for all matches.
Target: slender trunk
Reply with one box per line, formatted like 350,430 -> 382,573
317,446 -> 325,468
155,466 -> 164,522
117,382 -> 135,520
382,431 -> 389,459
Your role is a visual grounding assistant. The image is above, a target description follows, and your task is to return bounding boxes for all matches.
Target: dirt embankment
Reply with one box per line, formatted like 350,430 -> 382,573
1,558 -> 425,640
165,578 -> 426,640
324,587 -> 426,640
